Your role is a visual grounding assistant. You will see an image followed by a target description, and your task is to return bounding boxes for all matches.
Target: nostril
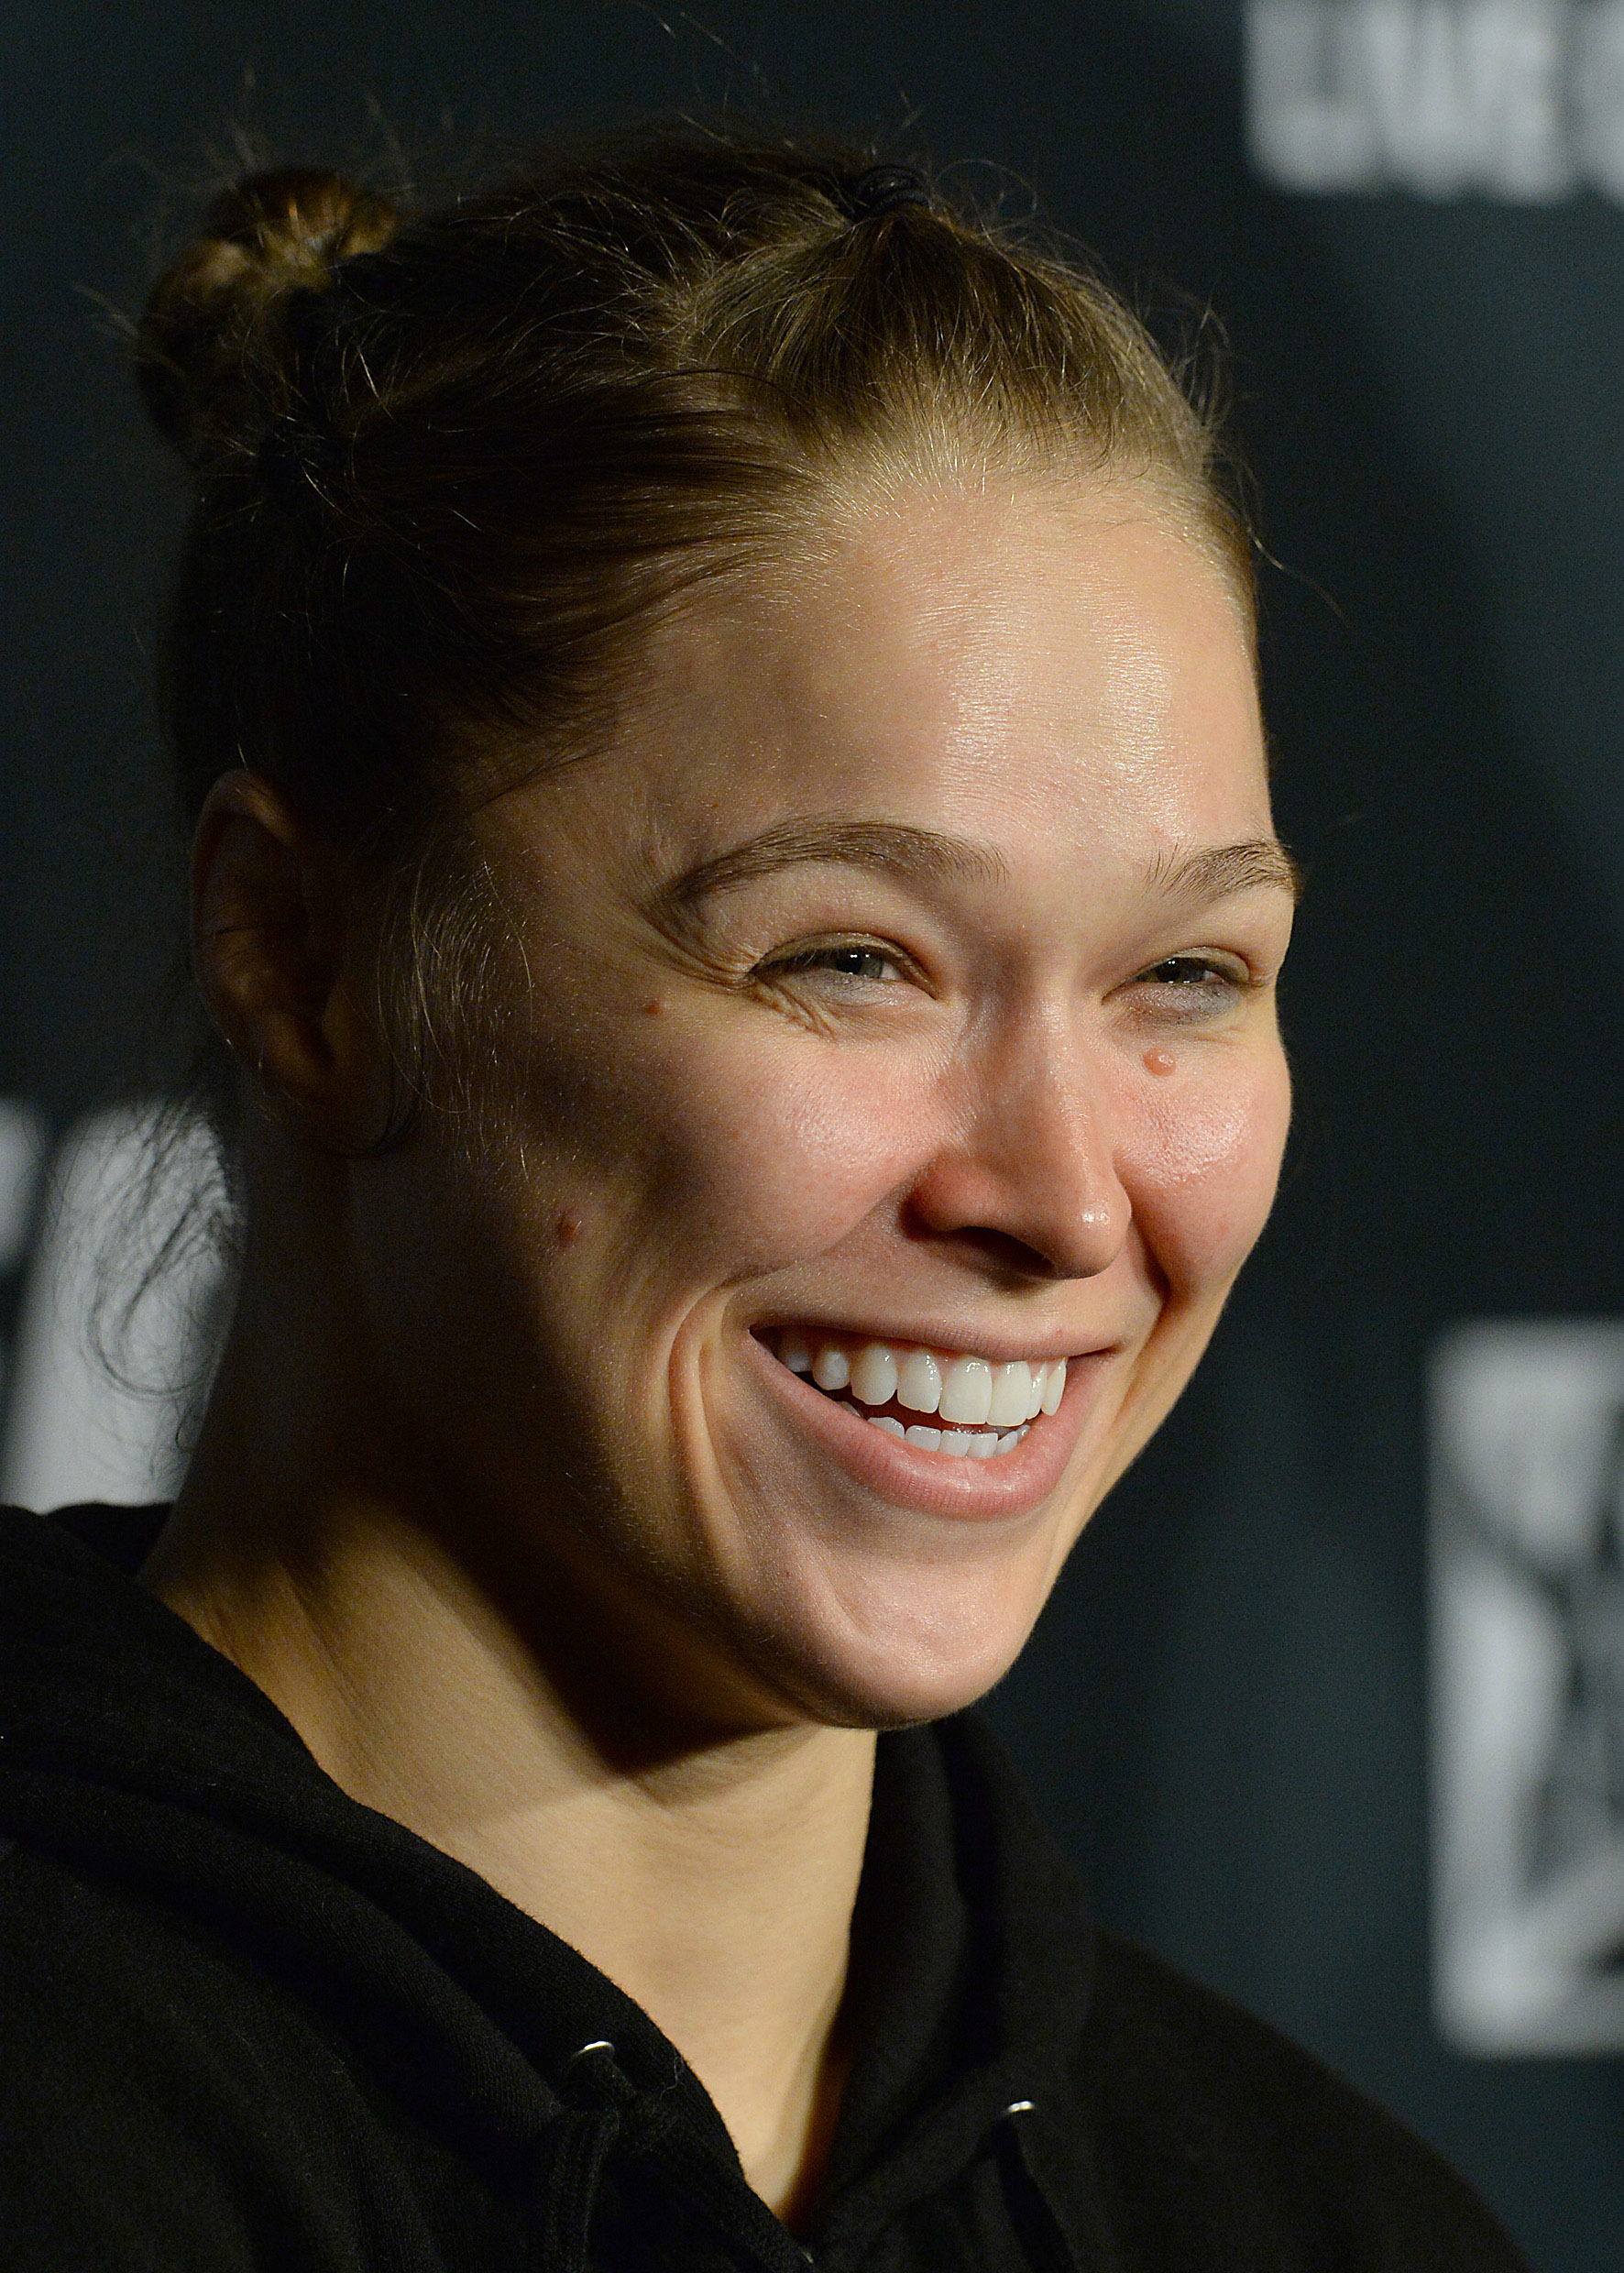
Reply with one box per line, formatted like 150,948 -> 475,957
898,1213 -> 1062,1284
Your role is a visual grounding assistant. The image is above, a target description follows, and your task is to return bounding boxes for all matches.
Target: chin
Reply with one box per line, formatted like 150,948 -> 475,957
741,1554 -> 1057,1730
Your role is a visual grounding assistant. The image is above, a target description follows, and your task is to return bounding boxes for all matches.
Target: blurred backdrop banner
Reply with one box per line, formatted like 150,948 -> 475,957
1246,0 -> 1624,198
1431,1323 -> 1624,2054
2,5 -> 1621,2266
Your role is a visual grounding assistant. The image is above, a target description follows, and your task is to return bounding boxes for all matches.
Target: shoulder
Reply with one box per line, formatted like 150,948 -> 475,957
1066,1927 -> 1530,2270
929,1717 -> 1527,2266
0,1835 -> 384,2267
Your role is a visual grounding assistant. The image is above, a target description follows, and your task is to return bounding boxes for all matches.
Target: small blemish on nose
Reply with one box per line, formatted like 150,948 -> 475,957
554,1208 -> 583,1247
1144,1048 -> 1177,1076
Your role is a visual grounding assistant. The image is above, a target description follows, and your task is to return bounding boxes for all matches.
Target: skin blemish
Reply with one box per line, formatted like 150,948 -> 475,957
555,1208 -> 583,1247
1144,1048 -> 1177,1077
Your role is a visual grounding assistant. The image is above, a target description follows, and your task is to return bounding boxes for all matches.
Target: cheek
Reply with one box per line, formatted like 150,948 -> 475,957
556,1018 -> 940,1283
1124,1041 -> 1291,1300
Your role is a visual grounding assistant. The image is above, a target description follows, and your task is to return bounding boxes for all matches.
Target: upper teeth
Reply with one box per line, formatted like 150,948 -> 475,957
779,1334 -> 1066,1422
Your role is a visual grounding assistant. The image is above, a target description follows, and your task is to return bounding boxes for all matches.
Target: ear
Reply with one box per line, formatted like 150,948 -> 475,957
191,771 -> 384,1144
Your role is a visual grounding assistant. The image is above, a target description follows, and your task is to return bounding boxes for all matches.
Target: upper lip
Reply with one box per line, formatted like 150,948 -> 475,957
753,1320 -> 1115,1367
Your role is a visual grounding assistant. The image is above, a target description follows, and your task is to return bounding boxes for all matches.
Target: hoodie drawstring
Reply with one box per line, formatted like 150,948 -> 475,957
996,2100 -> 1082,2273
531,2037 -> 816,2273
528,2040 -> 633,2273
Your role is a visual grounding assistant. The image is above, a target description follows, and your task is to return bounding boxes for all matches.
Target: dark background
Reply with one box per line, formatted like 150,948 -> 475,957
4,4 -> 1621,2263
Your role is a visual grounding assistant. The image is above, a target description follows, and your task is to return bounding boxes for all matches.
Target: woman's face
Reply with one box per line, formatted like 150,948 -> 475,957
351,478 -> 1296,1733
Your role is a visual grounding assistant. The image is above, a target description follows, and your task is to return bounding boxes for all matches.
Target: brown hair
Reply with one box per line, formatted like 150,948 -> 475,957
137,126 -> 1252,1128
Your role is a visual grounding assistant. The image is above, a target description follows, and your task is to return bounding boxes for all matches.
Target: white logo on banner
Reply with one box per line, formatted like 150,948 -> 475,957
1247,0 -> 1624,198
1432,1323 -> 1624,2051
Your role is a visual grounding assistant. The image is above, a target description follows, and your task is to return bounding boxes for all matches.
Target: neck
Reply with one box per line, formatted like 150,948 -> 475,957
148,1379 -> 876,2223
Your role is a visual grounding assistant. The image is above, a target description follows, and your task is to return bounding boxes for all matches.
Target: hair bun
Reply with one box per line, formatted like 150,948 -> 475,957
137,168 -> 400,472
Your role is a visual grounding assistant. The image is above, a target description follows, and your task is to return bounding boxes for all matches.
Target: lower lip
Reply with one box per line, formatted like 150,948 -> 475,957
742,1334 -> 1109,1521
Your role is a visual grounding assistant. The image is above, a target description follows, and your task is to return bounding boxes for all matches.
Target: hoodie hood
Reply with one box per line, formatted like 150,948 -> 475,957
0,1503 -> 1098,2272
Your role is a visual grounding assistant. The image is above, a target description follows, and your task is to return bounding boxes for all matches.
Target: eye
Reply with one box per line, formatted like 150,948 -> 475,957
1129,952 -> 1257,1013
762,941 -> 905,985
1143,955 -> 1225,986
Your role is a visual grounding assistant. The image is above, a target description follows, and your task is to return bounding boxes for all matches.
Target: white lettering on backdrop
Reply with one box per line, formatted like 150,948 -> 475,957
1247,0 -> 1624,198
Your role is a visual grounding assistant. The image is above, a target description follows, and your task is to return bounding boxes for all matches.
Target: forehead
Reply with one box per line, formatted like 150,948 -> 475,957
542,477 -> 1270,879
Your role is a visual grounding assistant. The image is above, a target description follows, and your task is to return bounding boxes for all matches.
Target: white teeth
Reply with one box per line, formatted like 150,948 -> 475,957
896,1348 -> 942,1413
939,1356 -> 993,1426
988,1361 -> 1033,1428
789,1334 -> 1070,1433
812,1345 -> 850,1391
867,1413 -> 1019,1458
850,1345 -> 899,1406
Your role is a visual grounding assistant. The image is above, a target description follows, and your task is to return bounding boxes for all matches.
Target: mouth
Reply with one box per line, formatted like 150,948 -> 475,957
740,1318 -> 1116,1523
757,1326 -> 1069,1459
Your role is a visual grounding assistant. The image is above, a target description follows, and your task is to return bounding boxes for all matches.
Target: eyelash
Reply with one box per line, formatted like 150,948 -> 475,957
762,941 -> 1251,980
1130,955 -> 1256,1016
750,942 -> 1260,1028
756,940 -> 906,986
1136,953 -> 1249,990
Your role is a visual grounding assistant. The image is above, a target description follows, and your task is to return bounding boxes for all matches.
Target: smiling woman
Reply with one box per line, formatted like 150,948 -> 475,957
0,129 -> 1523,2272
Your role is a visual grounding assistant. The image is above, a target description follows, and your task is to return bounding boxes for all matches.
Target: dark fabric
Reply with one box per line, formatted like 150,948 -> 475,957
0,1503 -> 1528,2270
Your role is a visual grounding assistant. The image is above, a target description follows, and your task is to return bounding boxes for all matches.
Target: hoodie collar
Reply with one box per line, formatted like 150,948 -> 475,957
808,1715 -> 1095,2263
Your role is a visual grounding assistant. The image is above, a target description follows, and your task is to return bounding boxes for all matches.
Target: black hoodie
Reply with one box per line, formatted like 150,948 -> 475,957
0,1503 -> 1527,2272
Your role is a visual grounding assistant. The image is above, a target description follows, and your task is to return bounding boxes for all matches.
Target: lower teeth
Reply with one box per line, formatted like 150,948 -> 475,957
863,1412 -> 1026,1457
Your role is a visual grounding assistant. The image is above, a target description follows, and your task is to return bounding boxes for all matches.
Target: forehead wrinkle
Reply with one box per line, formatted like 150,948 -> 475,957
651,816 -> 1010,919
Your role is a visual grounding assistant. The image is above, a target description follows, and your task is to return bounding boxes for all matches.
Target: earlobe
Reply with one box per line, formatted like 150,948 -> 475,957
191,772 -> 375,1139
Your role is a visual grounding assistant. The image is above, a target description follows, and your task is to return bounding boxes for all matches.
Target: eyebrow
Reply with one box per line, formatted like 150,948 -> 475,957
1145,839 -> 1303,906
652,817 -> 1009,917
650,816 -> 1301,924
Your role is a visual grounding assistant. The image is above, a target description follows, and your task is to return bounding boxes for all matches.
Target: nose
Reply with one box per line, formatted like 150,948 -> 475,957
905,1023 -> 1132,1283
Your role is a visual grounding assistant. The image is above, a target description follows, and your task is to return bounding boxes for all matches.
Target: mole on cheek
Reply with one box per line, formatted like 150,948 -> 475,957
1144,1048 -> 1177,1077
554,1208 -> 583,1247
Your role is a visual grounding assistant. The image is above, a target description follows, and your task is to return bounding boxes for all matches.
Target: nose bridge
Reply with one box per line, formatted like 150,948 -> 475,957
949,996 -> 1131,1276
996,996 -> 1120,1169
